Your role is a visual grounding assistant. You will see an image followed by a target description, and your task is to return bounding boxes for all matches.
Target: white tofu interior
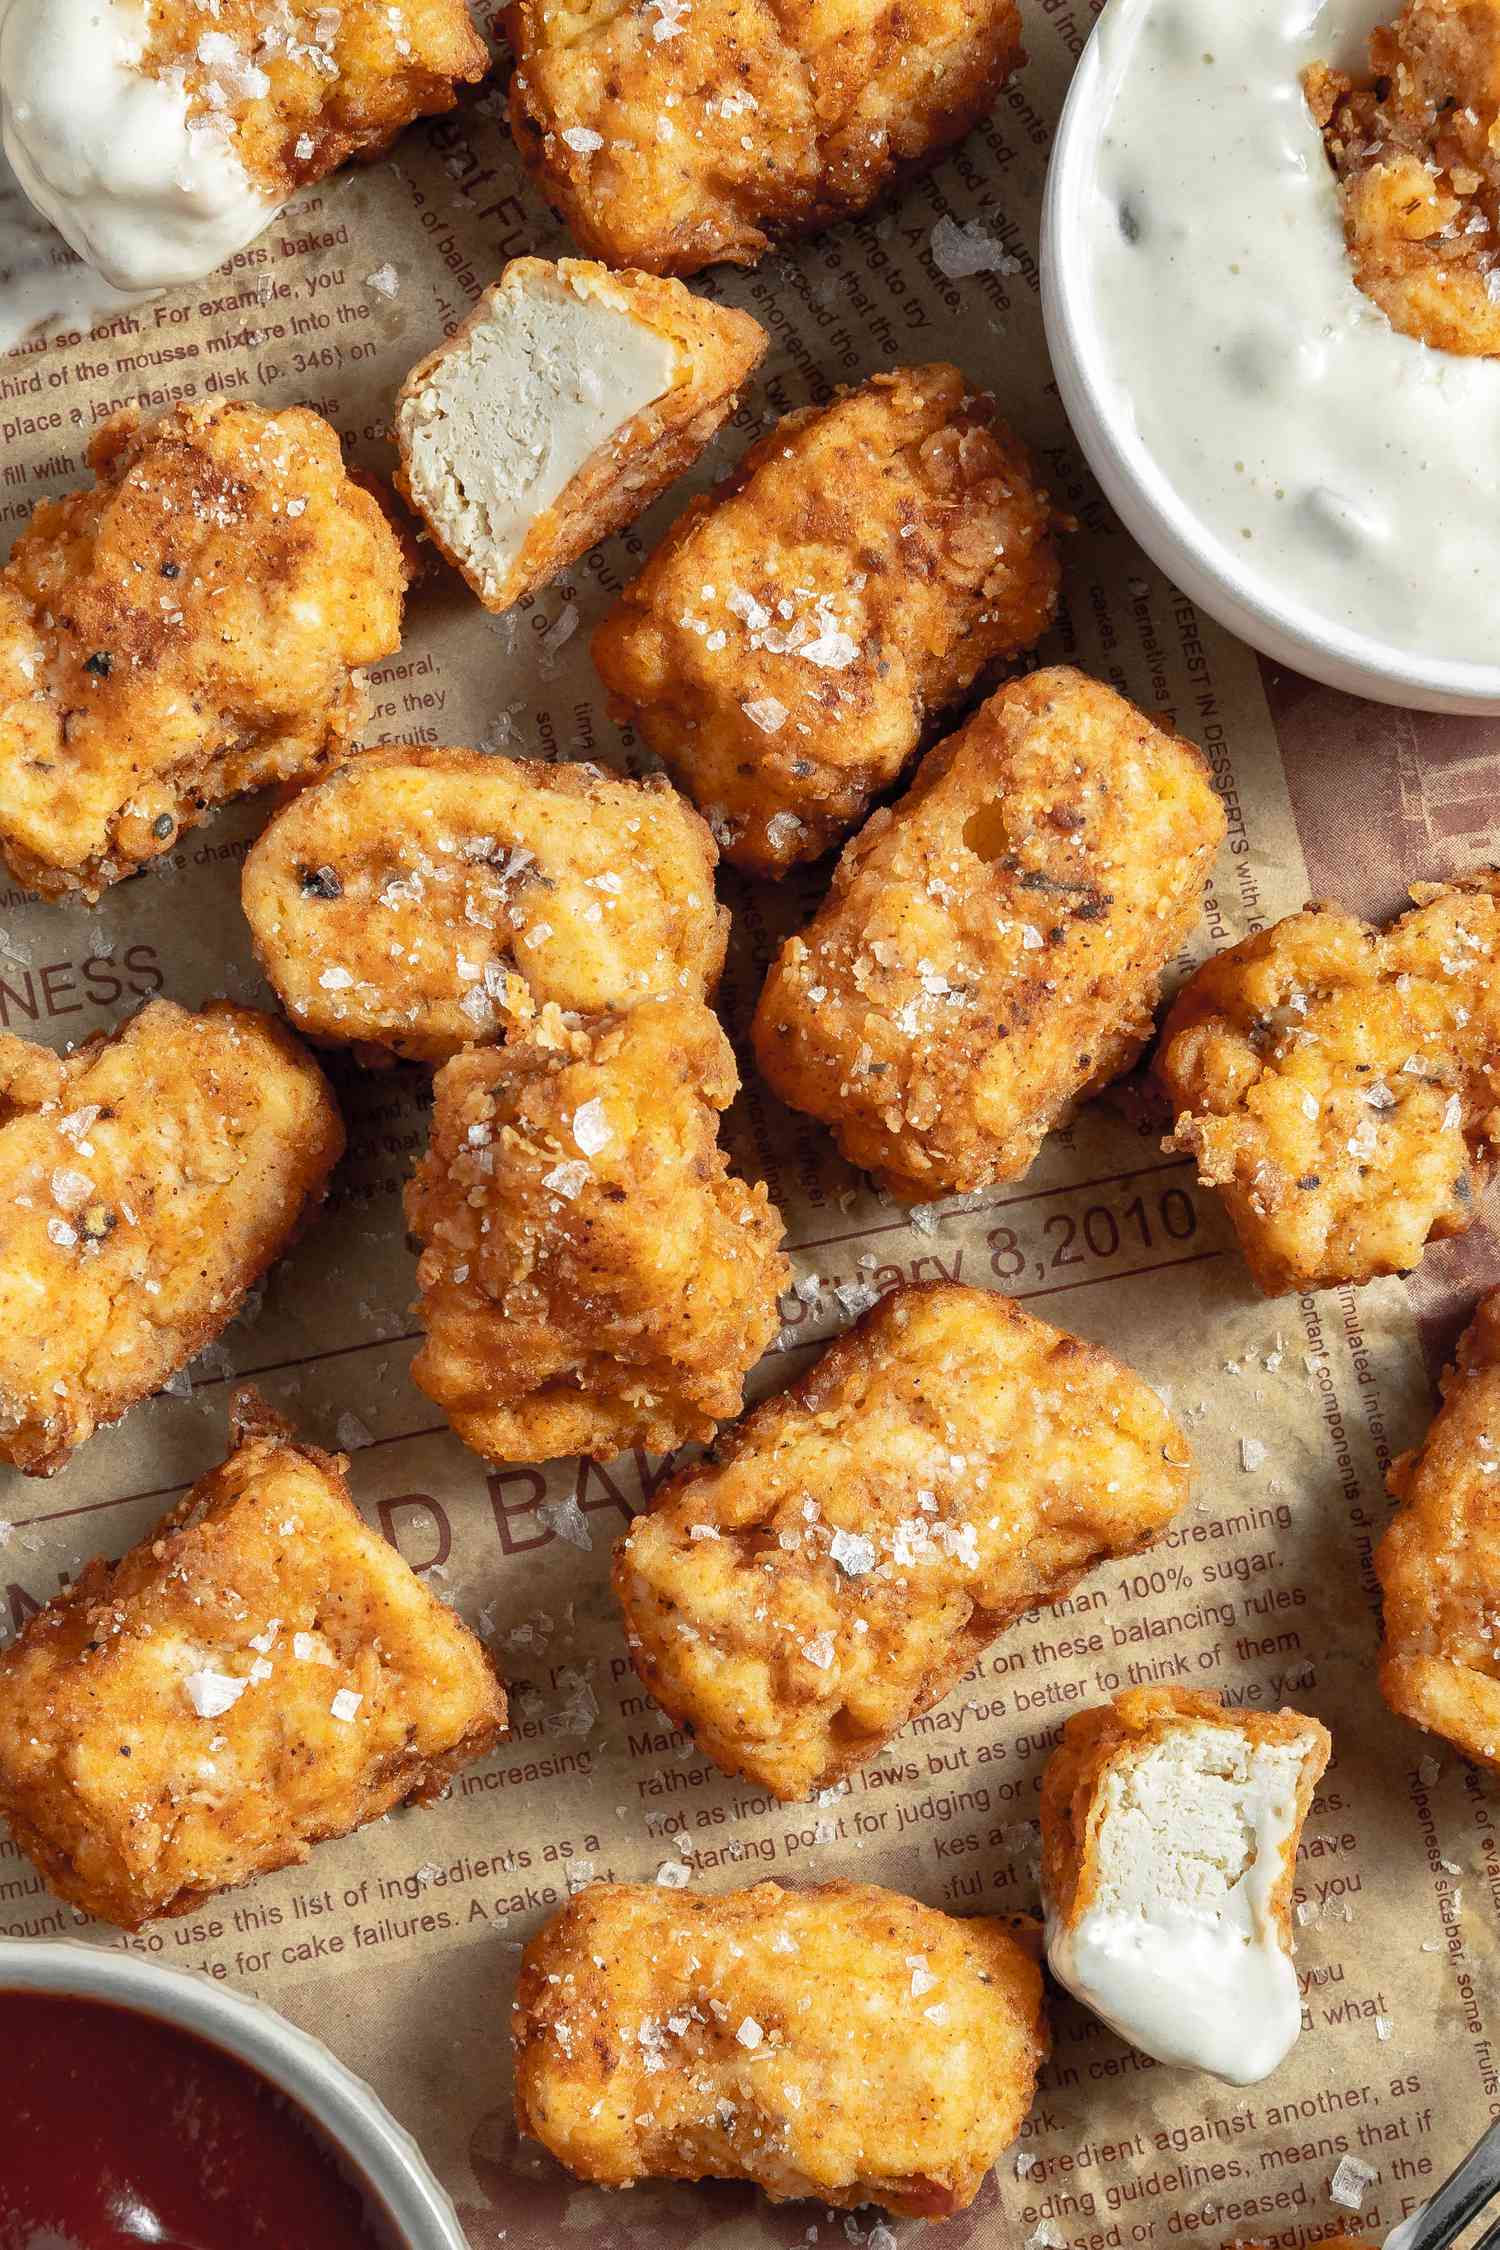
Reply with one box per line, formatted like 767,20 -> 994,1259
398,266 -> 682,600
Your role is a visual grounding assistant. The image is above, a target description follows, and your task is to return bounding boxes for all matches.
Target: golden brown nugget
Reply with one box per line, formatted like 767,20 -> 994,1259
1377,1289 -> 1500,1767
1040,1688 -> 1330,2084
405,997 -> 788,1464
615,1283 -> 1191,1799
513,1879 -> 1047,2215
1157,874 -> 1500,1297
242,747 -> 728,1063
592,366 -> 1064,875
395,260 -> 767,613
0,1000 -> 343,1477
0,400 -> 409,902
753,668 -> 1225,1201
1306,0 -> 1500,355
0,1393 -> 505,1929
504,0 -> 1022,276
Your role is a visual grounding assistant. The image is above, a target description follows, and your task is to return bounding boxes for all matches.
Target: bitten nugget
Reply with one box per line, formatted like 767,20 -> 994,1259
753,668 -> 1225,1200
242,748 -> 728,1063
592,367 -> 1063,875
504,0 -> 1022,275
1377,1289 -> 1500,1766
0,400 -> 409,901
615,1284 -> 1191,1799
395,260 -> 766,613
1306,0 -> 1500,355
405,997 -> 788,1463
513,1879 -> 1046,2214
0,1394 -> 505,1928
1040,1688 -> 1330,2085
0,1000 -> 343,1477
1157,874 -> 1500,1296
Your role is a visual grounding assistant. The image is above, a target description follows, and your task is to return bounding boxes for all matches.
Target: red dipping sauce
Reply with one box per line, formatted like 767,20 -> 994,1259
0,1989 -> 401,2250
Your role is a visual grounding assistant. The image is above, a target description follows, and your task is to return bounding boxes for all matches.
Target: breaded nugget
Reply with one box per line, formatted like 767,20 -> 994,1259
592,367 -> 1063,875
1157,874 -> 1500,1296
1040,1688 -> 1330,2084
0,1000 -> 343,1477
513,1879 -> 1046,2214
615,1283 -> 1191,1799
1377,1289 -> 1500,1766
753,668 -> 1226,1201
504,0 -> 1022,275
405,997 -> 788,1463
0,1392 -> 505,1928
1306,0 -> 1500,355
394,260 -> 766,613
0,400 -> 409,901
242,747 -> 728,1063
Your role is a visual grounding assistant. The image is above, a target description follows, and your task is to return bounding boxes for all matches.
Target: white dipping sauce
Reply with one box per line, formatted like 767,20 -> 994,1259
1079,0 -> 1500,667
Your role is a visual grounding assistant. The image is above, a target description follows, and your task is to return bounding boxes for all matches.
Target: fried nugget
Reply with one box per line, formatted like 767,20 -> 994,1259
615,1283 -> 1191,1799
1376,1290 -> 1500,1766
0,1000 -> 343,1476
513,1879 -> 1046,2214
405,997 -> 788,1463
0,400 -> 409,902
1040,1687 -> 1330,2084
592,367 -> 1064,875
0,1392 -> 504,1928
504,0 -> 1021,275
242,747 -> 728,1063
753,668 -> 1225,1201
1306,0 -> 1500,355
394,260 -> 766,613
1156,874 -> 1500,1296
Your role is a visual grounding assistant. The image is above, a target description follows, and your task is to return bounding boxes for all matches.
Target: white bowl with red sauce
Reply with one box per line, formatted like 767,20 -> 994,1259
0,1939 -> 469,2249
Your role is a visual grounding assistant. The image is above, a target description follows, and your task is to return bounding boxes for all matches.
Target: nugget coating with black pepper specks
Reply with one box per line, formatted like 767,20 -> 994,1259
592,368 -> 1064,875
405,997 -> 789,1463
753,668 -> 1225,1200
1377,1289 -> 1500,1767
0,1392 -> 505,1929
0,1000 -> 343,1477
615,1284 -> 1191,1799
504,0 -> 1022,275
1157,873 -> 1500,1296
0,400 -> 409,900
242,747 -> 729,1063
512,1879 -> 1047,2215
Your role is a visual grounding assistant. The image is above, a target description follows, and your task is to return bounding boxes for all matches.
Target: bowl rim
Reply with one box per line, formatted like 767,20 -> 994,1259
1040,1 -> 1500,715
0,1935 -> 470,2250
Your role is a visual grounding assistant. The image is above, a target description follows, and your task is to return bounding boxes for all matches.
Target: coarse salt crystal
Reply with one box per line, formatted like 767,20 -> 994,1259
656,1859 -> 691,1888
330,1688 -> 363,1722
561,125 -> 603,151
736,2015 -> 763,2048
801,1631 -> 836,1669
336,1411 -> 372,1451
830,1528 -> 876,1576
1330,2156 -> 1377,2211
743,695 -> 788,733
929,213 -> 1022,278
366,264 -> 399,297
572,1099 -> 611,1156
1240,1436 -> 1267,1471
184,1669 -> 247,1719
539,1495 -> 593,1550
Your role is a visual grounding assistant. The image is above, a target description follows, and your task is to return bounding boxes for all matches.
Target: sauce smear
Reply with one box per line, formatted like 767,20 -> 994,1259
0,1989 -> 394,2250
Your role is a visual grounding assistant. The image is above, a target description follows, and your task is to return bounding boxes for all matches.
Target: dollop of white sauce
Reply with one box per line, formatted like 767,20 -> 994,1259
1044,1727 -> 1309,2085
0,0 -> 274,296
1079,0 -> 1500,667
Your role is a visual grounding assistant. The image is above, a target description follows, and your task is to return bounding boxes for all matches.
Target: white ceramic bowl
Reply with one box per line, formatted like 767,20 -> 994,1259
0,1938 -> 468,2250
1040,9 -> 1500,716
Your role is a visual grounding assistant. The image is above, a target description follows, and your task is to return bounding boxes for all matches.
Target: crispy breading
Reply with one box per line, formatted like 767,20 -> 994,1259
512,1879 -> 1047,2215
1157,874 -> 1500,1296
0,1000 -> 343,1477
1305,0 -> 1500,355
753,668 -> 1225,1200
615,1284 -> 1191,1799
0,400 -> 409,901
142,0 -> 487,201
504,0 -> 1022,274
1039,1687 -> 1330,1949
1377,1290 -> 1500,1766
394,260 -> 767,613
242,747 -> 729,1063
405,997 -> 789,1463
0,1392 -> 505,1928
592,367 -> 1064,875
